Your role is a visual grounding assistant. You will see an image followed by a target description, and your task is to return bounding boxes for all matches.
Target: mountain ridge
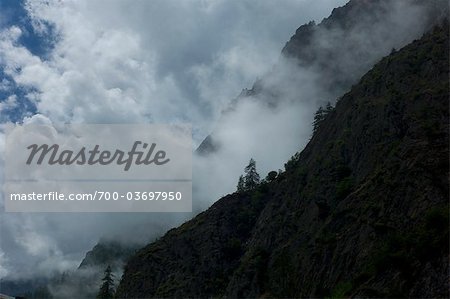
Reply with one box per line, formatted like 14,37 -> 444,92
196,0 -> 448,155
116,18 -> 449,299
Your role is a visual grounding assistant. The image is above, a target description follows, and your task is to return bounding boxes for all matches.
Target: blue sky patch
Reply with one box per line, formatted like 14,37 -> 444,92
0,0 -> 57,122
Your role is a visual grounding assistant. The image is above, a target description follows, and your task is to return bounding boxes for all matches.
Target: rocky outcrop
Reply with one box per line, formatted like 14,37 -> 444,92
116,20 -> 449,298
78,240 -> 136,270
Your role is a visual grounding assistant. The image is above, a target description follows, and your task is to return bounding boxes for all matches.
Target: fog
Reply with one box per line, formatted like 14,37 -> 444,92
193,0 -> 439,210
0,0 -> 443,296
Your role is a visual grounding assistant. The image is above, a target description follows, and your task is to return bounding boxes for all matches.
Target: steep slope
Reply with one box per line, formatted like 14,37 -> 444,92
196,0 -> 448,155
46,241 -> 137,299
117,21 -> 449,298
78,240 -> 137,270
281,0 -> 446,95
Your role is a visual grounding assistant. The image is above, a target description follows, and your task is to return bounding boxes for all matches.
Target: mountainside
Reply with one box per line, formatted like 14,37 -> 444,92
45,241 -> 137,299
280,0 -> 446,95
78,240 -> 137,270
116,20 -> 449,299
196,0 -> 448,155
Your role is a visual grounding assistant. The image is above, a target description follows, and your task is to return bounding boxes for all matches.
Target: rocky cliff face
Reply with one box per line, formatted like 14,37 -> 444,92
116,20 -> 449,298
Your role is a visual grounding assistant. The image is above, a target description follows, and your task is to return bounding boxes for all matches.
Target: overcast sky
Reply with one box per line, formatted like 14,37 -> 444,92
0,0 -> 348,141
0,0 -> 349,282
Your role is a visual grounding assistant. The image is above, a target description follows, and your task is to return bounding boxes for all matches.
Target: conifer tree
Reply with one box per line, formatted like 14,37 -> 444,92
97,265 -> 115,299
313,106 -> 325,132
237,175 -> 245,192
313,106 -> 325,130
244,158 -> 260,190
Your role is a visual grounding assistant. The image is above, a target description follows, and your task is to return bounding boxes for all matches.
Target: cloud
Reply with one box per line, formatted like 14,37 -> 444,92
0,78 -> 12,91
0,95 -> 18,111
0,0 -> 438,285
0,249 -> 8,278
0,0 -> 348,282
191,0 -> 440,220
2,0 -> 348,139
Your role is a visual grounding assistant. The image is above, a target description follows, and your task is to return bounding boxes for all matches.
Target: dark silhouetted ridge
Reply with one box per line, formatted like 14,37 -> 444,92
117,21 -> 449,298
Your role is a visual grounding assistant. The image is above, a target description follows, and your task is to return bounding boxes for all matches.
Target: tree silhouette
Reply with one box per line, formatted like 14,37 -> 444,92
236,158 -> 261,192
325,101 -> 333,113
313,106 -> 325,132
244,158 -> 260,190
266,170 -> 278,182
313,102 -> 334,132
97,265 -> 115,299
237,175 -> 245,192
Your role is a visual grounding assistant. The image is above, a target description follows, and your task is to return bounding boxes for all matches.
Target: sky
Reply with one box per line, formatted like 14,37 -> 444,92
0,0 -> 349,140
0,0 -> 350,284
0,1 -> 440,296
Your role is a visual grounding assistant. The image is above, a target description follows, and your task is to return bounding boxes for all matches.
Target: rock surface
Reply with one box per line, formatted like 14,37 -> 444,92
116,19 -> 449,299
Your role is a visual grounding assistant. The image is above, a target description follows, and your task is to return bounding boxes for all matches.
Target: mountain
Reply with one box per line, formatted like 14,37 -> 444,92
116,20 -> 449,298
78,240 -> 137,270
46,241 -> 137,299
281,0 -> 445,94
0,240 -> 137,299
196,0 -> 447,155
0,278 -> 50,298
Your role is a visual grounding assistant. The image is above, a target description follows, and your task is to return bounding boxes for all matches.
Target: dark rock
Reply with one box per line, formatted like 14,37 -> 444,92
116,19 -> 450,299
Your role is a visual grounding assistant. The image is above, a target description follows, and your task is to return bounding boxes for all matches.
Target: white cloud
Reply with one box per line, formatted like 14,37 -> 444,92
192,0 -> 435,206
0,0 -> 348,281
1,0 -> 435,283
1,0 -> 348,139
0,78 -> 12,91
0,95 -> 18,111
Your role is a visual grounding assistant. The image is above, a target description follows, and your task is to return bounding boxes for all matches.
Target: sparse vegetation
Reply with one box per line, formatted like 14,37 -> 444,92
116,17 -> 449,299
313,101 -> 334,132
236,158 -> 260,192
